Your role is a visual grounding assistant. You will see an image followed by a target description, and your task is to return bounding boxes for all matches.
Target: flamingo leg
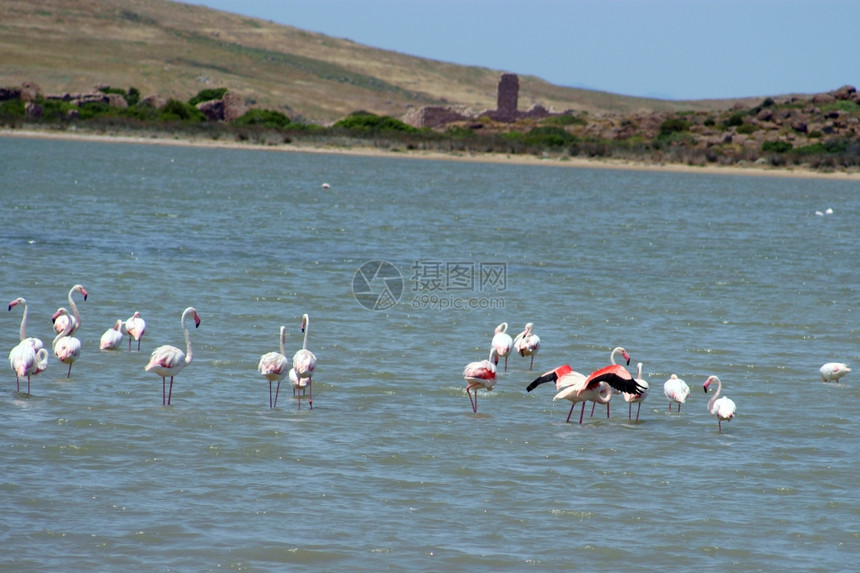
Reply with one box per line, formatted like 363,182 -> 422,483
26,376 -> 30,395
66,363 -> 72,378
565,402 -> 576,423
504,355 -> 508,372
636,402 -> 642,422
128,338 -> 132,351
308,380 -> 313,409
274,381 -> 280,408
16,376 -> 20,393
162,377 -> 166,405
668,402 -> 672,412
269,381 -> 273,408
590,401 -> 596,417
677,403 -> 682,412
529,355 -> 535,370
466,384 -> 478,413
718,420 -> 722,432
629,402 -> 633,421
606,402 -> 610,418
167,377 -> 174,405
579,402 -> 586,424
137,339 -> 142,352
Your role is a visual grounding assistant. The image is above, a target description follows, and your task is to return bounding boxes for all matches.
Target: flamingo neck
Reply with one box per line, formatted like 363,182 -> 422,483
181,310 -> 194,365
68,288 -> 82,327
707,377 -> 722,411
19,302 -> 29,341
496,322 -> 508,334
610,347 -> 624,365
593,382 -> 612,404
279,326 -> 287,356
53,317 -> 74,348
301,316 -> 310,350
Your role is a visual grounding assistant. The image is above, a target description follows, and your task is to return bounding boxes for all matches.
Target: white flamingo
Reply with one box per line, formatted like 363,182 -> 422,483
819,362 -> 850,383
663,374 -> 690,412
623,362 -> 650,421
258,325 -> 289,408
463,348 -> 498,413
8,297 -> 44,351
703,375 -> 737,432
513,322 -> 540,370
52,284 -> 87,335
145,307 -> 201,405
9,341 -> 48,395
491,322 -> 514,372
291,314 -> 317,409
52,308 -> 81,378
100,319 -> 124,350
125,311 -> 146,351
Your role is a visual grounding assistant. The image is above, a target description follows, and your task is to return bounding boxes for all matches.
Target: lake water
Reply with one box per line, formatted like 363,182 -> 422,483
1,135 -> 858,571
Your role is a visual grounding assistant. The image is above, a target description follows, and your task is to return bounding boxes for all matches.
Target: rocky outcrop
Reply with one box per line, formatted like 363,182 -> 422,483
196,91 -> 246,121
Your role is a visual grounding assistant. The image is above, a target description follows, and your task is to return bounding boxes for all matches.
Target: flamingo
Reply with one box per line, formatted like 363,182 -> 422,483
663,374 -> 690,412
8,297 -> 44,351
258,325 -> 289,408
52,284 -> 87,335
491,322 -> 514,372
463,348 -> 498,413
623,362 -> 650,421
819,362 -> 850,383
145,307 -> 201,405
51,308 -> 81,378
124,311 -> 146,351
590,346 -> 632,417
291,314 -> 317,409
288,367 -> 310,406
703,375 -> 737,432
513,322 -> 540,370
9,341 -> 48,395
529,363 -> 645,423
100,319 -> 124,350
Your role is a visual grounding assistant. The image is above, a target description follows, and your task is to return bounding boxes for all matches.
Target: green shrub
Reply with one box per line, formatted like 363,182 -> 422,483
736,123 -> 758,134
333,111 -> 417,133
762,140 -> 792,153
0,99 -> 25,118
445,126 -> 476,138
659,118 -> 690,135
808,130 -> 822,138
524,126 -> 577,147
723,113 -> 744,127
541,114 -> 587,127
188,88 -> 228,106
232,108 -> 291,129
703,117 -> 716,127
159,98 -> 206,122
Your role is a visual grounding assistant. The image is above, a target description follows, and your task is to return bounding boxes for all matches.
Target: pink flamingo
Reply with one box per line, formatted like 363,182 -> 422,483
100,319 -> 124,350
819,362 -> 850,383
663,374 -> 690,412
491,322 -> 514,371
291,314 -> 317,409
9,342 -> 49,395
623,362 -> 650,421
124,311 -> 146,351
51,308 -> 81,378
463,348 -> 498,413
145,307 -> 201,405
258,325 -> 289,408
52,284 -> 87,335
513,322 -> 540,370
529,363 -> 644,423
703,375 -> 737,432
590,346 -> 631,418
8,297 -> 44,351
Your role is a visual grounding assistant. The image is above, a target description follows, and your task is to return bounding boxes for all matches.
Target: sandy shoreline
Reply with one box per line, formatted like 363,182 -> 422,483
3,127 -> 860,181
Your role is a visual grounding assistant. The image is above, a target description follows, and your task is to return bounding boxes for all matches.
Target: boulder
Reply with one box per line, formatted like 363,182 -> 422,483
812,93 -> 835,104
25,101 -> 43,118
140,95 -> 166,109
832,85 -> 856,100
20,81 -> 42,102
197,99 -> 224,121
106,93 -> 128,108
222,91 -> 247,122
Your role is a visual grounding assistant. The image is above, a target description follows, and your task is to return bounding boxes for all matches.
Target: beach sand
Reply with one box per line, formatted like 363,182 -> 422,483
3,127 -> 860,181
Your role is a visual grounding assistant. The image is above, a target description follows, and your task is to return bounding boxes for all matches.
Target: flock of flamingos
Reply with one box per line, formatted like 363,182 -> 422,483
465,321 -> 851,432
8,286 -> 852,431
7,284 -> 318,409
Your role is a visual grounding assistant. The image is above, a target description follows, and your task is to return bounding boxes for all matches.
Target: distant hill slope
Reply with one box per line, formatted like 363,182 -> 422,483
2,0 -> 767,124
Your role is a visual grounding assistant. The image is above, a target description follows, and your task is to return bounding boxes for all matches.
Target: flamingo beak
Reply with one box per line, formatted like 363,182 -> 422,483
623,350 -> 631,365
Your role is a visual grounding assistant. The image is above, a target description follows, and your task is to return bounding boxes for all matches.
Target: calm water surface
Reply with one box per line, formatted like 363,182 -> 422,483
1,136 -> 859,571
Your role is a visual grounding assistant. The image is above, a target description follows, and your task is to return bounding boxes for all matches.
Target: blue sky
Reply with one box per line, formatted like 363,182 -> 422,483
182,0 -> 858,101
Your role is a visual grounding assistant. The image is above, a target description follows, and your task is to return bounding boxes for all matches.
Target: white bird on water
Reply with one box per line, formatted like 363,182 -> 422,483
703,375 -> 736,432
145,307 -> 201,405
819,362 -> 850,383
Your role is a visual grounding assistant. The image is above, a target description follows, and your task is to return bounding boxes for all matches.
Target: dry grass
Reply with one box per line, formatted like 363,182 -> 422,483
2,0 -> 762,124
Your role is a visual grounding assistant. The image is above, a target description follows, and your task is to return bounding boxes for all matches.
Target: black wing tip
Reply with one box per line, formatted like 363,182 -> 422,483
526,371 -> 557,392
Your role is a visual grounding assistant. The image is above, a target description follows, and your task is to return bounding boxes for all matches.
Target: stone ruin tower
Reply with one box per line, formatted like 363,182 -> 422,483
496,73 -> 519,121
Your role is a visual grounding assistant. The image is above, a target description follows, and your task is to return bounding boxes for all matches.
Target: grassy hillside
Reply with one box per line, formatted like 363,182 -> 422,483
1,0 -> 761,125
